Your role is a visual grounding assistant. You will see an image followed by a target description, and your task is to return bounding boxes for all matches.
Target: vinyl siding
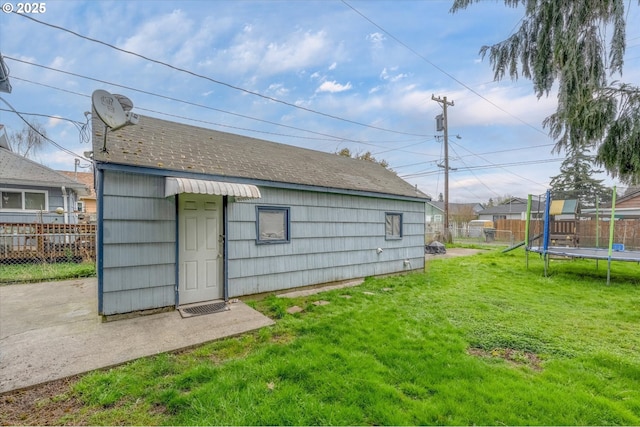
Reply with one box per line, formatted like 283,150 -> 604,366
226,187 -> 425,296
98,171 -> 426,315
100,171 -> 176,315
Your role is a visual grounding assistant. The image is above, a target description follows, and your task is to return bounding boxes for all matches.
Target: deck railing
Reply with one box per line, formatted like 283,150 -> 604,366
0,222 -> 96,264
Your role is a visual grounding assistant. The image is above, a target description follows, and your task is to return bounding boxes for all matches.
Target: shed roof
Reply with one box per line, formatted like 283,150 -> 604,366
92,115 -> 428,200
0,148 -> 89,194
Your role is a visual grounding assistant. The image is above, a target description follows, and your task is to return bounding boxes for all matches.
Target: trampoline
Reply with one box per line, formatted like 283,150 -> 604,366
525,187 -> 640,284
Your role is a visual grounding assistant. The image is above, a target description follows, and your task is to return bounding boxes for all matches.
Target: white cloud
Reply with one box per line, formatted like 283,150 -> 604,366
119,10 -> 193,60
47,116 -> 64,128
316,80 -> 352,93
328,62 -> 337,70
266,83 -> 289,97
367,32 -> 386,48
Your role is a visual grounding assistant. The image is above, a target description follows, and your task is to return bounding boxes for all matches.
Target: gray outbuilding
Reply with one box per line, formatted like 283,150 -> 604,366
92,114 -> 429,317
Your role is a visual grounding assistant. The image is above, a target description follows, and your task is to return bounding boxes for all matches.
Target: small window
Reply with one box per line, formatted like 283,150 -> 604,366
385,212 -> 403,240
25,192 -> 46,210
1,189 -> 48,211
256,206 -> 290,244
76,201 -> 85,212
1,191 -> 22,209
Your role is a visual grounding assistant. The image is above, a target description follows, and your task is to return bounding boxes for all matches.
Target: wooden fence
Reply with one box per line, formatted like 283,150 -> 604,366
0,222 -> 96,264
495,219 -> 640,249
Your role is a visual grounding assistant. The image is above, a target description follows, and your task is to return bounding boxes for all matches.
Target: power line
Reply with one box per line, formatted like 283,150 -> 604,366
400,158 -> 562,179
341,0 -> 548,137
449,140 -> 550,188
0,97 -> 90,161
9,60 -> 434,151
14,12 -> 430,138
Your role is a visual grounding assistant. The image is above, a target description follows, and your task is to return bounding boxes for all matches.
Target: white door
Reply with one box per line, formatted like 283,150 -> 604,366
178,194 -> 223,305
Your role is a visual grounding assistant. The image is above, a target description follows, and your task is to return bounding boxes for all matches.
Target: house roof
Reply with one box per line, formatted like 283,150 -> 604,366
427,201 -> 484,213
57,171 -> 96,200
0,148 -> 89,194
478,197 -> 544,215
92,115 -> 429,200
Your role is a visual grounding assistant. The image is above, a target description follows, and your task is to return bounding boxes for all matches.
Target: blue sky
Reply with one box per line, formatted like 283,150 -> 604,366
1,0 -> 639,202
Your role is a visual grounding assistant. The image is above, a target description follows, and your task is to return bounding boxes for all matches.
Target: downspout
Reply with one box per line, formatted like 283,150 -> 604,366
61,186 -> 69,225
223,196 -> 229,302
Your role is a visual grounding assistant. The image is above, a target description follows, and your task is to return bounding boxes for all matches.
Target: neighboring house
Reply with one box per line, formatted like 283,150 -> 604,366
425,201 -> 483,225
477,197 -> 545,222
582,188 -> 640,218
92,115 -> 429,317
58,171 -> 97,222
0,146 -> 89,224
616,189 -> 640,211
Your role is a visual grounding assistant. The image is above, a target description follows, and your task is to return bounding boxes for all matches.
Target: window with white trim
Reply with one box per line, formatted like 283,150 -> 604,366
1,189 -> 48,211
385,212 -> 403,240
76,201 -> 85,212
256,206 -> 290,244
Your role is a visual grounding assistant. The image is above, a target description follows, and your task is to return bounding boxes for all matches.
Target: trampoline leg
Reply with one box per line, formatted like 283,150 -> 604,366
607,258 -> 611,286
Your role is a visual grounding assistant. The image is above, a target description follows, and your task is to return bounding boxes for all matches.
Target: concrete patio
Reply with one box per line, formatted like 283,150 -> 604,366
0,278 -> 274,393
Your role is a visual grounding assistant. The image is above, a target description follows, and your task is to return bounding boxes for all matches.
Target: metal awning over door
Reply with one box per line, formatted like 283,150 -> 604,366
165,177 -> 261,199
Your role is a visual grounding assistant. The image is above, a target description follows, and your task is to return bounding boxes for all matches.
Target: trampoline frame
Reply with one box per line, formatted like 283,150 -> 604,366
525,187 -> 640,284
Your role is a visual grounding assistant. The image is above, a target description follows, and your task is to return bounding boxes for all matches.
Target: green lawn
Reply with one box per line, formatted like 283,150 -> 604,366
0,261 -> 95,284
32,249 -> 640,424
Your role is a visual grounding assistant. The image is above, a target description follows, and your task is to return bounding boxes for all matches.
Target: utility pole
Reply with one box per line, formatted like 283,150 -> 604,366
432,94 -> 454,243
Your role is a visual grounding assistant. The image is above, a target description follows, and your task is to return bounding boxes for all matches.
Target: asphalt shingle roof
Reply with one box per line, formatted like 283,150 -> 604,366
92,115 -> 428,200
0,148 -> 89,194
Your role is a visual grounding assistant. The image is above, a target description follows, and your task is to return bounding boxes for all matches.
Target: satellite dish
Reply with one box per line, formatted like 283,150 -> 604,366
92,90 -> 127,130
113,94 -> 134,112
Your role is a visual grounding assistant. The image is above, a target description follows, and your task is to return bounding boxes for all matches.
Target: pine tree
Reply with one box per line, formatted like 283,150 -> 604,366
451,0 -> 640,184
549,148 -> 612,208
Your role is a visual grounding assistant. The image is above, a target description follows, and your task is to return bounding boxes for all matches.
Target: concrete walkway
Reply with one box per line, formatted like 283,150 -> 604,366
0,278 -> 274,393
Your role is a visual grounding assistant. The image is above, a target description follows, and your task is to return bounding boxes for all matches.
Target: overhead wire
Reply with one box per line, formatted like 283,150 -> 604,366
340,0 -> 548,137
0,97 -> 91,161
9,61 -> 434,151
13,12 -> 430,138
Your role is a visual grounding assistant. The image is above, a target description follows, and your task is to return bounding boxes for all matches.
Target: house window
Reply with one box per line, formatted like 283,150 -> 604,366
256,206 -> 290,244
1,190 -> 47,211
76,201 -> 85,212
385,212 -> 403,240
434,214 -> 443,222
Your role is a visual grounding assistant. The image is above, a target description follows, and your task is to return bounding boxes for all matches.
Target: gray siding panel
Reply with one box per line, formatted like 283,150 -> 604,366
102,264 -> 175,292
100,171 -> 177,315
101,285 -> 175,316
227,188 -> 425,297
102,220 -> 174,244
99,171 -> 425,314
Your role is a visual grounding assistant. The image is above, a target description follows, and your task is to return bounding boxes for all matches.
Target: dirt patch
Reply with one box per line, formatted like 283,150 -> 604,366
468,347 -> 543,371
0,376 -> 88,426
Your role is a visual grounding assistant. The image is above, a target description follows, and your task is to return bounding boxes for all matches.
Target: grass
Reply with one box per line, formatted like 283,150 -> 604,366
19,248 -> 640,425
0,261 -> 95,284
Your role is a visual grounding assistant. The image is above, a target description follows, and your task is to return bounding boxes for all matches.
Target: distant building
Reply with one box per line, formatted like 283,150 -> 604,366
0,146 -> 88,224
58,171 -> 96,222
477,197 -> 544,221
